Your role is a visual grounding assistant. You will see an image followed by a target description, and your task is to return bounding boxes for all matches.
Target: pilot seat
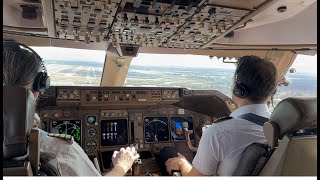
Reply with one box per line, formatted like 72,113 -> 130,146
233,97 -> 317,176
3,86 -> 61,176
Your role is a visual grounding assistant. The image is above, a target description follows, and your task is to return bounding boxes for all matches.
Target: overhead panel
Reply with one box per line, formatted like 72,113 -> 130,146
52,0 -> 270,49
54,0 -> 120,43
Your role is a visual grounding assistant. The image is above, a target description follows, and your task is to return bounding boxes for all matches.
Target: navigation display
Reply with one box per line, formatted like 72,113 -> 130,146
50,120 -> 82,145
171,117 -> 193,140
144,117 -> 169,142
101,119 -> 128,146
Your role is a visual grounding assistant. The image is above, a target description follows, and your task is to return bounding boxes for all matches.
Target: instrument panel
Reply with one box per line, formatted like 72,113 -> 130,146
38,86 -> 236,174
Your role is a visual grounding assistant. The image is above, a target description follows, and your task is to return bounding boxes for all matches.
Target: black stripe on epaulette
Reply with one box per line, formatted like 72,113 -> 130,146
214,116 -> 233,124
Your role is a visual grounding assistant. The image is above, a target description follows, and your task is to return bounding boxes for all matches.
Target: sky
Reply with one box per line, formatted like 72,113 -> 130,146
31,46 -> 317,73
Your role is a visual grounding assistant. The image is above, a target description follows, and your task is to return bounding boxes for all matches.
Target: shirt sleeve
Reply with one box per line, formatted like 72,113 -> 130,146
40,136 -> 101,176
192,124 -> 223,175
66,142 -> 102,176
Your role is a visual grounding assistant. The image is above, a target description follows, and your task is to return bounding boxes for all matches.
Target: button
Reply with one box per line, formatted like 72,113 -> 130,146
43,113 -> 48,118
54,113 -> 59,118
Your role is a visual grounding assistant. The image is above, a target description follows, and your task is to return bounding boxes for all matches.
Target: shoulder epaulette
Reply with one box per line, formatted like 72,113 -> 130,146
48,133 -> 74,144
214,116 -> 233,124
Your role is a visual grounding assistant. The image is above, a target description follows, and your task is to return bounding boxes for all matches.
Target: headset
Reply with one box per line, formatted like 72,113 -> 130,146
233,58 -> 277,99
3,40 -> 51,93
233,60 -> 249,98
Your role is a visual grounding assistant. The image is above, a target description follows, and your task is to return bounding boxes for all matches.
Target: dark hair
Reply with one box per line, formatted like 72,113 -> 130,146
3,40 -> 42,90
234,55 -> 277,102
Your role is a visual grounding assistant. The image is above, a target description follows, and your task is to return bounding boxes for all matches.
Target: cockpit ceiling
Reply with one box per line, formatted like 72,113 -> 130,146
3,0 -> 317,52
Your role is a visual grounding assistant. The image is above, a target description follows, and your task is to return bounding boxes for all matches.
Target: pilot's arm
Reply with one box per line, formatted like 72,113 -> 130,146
166,124 -> 222,176
40,131 -> 139,176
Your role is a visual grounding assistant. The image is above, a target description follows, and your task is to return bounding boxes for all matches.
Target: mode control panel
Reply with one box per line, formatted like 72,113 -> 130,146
100,110 -> 128,118
52,87 -> 183,106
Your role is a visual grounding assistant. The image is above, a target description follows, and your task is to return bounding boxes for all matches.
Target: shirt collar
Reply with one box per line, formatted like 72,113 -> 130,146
230,104 -> 271,118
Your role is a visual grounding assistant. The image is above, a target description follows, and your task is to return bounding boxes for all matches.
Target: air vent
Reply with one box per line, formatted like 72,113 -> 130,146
20,4 -> 38,20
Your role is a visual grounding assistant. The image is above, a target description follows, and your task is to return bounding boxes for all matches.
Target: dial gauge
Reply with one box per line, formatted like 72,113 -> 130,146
87,115 -> 96,124
87,127 -> 97,138
85,140 -> 97,151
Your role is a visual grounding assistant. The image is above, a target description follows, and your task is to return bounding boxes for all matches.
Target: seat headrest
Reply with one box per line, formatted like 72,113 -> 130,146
3,86 -> 36,159
269,97 -> 317,139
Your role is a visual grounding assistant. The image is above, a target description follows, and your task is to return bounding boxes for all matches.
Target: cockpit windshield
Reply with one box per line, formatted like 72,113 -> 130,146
125,53 -> 237,97
31,46 -> 105,86
31,47 -> 317,109
125,53 -> 317,108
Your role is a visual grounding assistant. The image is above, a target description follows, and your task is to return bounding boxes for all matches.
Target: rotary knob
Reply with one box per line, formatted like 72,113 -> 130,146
74,90 -> 79,95
110,112 -> 115,117
43,113 -> 48,118
53,113 -> 59,118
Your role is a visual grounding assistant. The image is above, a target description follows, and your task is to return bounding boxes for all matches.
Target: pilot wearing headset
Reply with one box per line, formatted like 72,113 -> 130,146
165,55 -> 278,176
3,40 -> 139,176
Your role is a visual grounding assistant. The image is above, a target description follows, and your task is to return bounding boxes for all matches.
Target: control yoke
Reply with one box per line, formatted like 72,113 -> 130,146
182,122 -> 197,152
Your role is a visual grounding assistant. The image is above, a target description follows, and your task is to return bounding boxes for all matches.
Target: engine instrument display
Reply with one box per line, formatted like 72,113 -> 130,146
50,120 -> 82,145
144,117 -> 169,143
171,117 -> 194,140
101,119 -> 128,146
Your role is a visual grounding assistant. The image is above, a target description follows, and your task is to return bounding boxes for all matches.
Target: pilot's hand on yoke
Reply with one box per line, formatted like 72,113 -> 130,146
165,153 -> 187,175
112,147 -> 140,174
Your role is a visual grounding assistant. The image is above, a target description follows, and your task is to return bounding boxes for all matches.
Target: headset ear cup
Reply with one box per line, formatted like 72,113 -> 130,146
233,84 -> 248,98
33,72 -> 50,92
33,72 -> 42,92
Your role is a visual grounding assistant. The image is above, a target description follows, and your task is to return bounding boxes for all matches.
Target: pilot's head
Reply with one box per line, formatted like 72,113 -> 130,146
231,55 -> 277,107
3,40 -> 50,99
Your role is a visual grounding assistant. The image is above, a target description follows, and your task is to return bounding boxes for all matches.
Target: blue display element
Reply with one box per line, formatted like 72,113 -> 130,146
171,117 -> 193,140
175,122 -> 182,129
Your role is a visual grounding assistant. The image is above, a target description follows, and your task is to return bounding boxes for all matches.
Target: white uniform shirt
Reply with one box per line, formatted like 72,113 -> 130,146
192,104 -> 270,176
37,117 -> 101,176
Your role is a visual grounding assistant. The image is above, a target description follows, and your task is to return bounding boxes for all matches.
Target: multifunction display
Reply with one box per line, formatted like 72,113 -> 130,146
144,117 -> 169,143
171,117 -> 194,141
50,120 -> 82,145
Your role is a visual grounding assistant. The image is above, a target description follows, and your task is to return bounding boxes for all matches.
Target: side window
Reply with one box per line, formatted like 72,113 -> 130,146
272,54 -> 317,108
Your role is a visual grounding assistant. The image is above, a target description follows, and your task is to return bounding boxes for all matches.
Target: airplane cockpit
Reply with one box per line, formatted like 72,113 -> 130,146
3,0 -> 317,176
